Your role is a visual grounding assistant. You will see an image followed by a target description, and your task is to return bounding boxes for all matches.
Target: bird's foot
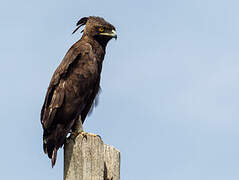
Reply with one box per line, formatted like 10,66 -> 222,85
67,130 -> 82,143
67,131 -> 101,143
71,131 -> 81,137
79,132 -> 101,140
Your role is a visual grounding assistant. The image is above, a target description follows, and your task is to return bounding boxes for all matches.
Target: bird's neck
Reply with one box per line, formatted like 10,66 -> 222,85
93,36 -> 111,50
82,35 -> 109,51
81,35 -> 106,62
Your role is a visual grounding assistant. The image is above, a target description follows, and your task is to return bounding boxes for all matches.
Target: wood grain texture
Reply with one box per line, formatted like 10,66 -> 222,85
64,134 -> 120,180
104,145 -> 120,180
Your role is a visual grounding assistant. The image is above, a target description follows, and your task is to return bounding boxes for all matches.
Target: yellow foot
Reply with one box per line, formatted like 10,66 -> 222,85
80,132 -> 101,140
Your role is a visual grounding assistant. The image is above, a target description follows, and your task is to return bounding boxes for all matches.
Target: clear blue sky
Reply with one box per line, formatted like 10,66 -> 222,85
1,0 -> 239,179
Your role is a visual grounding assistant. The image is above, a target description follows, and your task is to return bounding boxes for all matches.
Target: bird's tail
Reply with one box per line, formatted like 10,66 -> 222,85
43,137 -> 58,167
43,122 -> 74,167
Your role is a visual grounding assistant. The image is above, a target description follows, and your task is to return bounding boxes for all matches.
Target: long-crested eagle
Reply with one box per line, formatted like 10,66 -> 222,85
40,16 -> 117,167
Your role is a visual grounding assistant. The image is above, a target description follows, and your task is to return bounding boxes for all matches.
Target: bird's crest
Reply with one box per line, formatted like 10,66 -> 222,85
72,17 -> 89,34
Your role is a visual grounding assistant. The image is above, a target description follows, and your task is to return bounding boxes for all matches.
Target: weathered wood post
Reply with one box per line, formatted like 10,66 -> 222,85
64,134 -> 120,180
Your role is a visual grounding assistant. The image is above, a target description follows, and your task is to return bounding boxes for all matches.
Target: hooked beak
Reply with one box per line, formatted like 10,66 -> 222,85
99,30 -> 117,39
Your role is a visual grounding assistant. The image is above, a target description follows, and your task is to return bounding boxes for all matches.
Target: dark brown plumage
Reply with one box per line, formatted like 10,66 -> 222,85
40,16 -> 117,167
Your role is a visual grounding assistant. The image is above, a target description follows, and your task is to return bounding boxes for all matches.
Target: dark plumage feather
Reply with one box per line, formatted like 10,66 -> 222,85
41,16 -> 116,167
72,17 -> 88,34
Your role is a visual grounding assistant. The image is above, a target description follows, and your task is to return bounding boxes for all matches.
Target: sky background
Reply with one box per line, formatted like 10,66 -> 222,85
0,0 -> 239,179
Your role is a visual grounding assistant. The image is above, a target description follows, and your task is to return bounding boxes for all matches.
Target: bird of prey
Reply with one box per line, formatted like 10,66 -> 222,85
40,16 -> 117,167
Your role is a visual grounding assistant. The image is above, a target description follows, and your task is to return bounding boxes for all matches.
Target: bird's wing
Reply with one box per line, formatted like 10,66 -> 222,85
40,43 -> 91,129
81,84 -> 101,123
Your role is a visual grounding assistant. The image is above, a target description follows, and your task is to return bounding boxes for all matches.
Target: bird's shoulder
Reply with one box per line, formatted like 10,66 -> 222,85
49,40 -> 95,85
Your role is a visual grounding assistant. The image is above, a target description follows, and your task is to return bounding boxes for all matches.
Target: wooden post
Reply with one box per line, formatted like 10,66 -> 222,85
64,134 -> 120,180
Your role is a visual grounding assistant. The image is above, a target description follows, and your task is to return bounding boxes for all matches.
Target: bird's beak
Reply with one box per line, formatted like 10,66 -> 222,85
99,30 -> 117,39
111,30 -> 117,39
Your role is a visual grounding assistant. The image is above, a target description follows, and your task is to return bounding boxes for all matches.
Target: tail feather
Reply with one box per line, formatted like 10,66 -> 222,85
43,122 -> 75,167
51,148 -> 57,168
43,139 -> 58,167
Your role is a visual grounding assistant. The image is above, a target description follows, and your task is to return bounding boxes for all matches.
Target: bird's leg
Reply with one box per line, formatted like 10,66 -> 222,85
69,115 -> 84,140
69,115 -> 101,140
72,115 -> 84,134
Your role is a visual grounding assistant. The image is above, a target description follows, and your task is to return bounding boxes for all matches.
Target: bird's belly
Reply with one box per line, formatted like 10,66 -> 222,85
55,97 -> 86,124
56,77 -> 96,124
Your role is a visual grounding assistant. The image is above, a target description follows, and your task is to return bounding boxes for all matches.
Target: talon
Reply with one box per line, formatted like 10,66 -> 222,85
80,131 -> 88,140
67,133 -> 77,143
96,134 -> 102,139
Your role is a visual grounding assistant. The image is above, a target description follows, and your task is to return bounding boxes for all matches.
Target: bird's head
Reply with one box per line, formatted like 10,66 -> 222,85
72,16 -> 117,47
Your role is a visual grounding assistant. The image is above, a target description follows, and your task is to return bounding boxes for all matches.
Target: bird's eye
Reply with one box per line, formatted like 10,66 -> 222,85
98,27 -> 104,32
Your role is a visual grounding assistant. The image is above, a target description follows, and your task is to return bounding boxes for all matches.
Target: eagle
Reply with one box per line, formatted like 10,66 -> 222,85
40,16 -> 117,167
